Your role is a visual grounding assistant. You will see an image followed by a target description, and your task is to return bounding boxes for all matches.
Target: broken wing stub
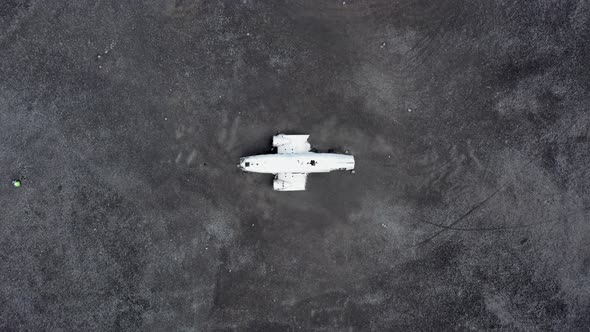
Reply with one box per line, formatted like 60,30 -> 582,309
273,173 -> 307,191
273,134 -> 311,154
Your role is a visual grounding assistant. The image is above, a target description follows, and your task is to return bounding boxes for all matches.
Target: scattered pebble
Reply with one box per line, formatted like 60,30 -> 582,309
408,108 -> 412,112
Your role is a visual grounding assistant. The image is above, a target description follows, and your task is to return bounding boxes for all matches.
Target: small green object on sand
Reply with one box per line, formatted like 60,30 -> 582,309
12,180 -> 21,188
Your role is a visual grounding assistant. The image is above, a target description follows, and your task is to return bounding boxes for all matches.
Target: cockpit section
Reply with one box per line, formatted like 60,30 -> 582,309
238,157 -> 259,170
238,157 -> 247,170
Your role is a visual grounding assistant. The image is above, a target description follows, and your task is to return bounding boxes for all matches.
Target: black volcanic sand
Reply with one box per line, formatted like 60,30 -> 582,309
1,1 -> 589,330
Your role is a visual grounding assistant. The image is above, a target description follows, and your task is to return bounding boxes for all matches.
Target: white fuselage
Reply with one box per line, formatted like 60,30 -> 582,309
238,153 -> 355,173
